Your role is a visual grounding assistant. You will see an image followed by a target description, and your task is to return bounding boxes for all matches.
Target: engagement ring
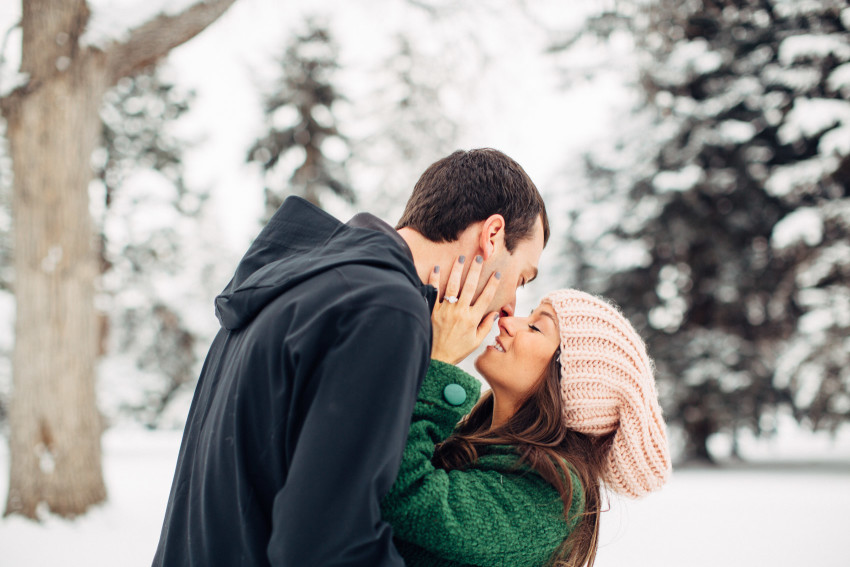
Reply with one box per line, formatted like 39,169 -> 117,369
445,296 -> 458,304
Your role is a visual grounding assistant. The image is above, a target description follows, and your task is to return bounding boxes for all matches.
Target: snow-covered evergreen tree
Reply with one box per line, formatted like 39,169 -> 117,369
563,0 -> 850,460
247,19 -> 353,216
346,33 -> 461,222
92,67 -> 220,428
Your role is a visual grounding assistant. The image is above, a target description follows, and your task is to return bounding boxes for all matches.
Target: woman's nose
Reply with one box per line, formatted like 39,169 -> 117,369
499,316 -> 526,336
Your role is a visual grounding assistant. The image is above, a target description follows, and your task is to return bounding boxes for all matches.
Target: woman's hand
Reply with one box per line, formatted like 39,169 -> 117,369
429,255 -> 500,365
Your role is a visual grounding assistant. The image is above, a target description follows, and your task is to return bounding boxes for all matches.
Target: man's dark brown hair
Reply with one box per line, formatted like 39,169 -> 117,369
396,148 -> 550,252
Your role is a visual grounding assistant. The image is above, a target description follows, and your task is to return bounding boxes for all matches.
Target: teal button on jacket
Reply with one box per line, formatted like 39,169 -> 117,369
382,361 -> 584,567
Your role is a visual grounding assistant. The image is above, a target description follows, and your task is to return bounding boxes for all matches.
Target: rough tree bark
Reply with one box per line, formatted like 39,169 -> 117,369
0,0 -> 237,520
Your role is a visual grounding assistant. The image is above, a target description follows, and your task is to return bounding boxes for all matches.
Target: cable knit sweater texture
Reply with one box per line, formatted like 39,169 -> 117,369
381,360 -> 584,567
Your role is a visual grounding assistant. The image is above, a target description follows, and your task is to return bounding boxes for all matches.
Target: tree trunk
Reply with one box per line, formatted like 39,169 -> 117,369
3,0 -> 109,520
683,414 -> 716,465
2,0 -> 237,519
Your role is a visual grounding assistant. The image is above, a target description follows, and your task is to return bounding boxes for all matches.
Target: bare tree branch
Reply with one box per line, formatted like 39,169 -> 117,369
105,0 -> 238,83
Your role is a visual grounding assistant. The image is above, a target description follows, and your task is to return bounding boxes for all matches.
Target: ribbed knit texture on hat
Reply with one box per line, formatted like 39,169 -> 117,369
543,289 -> 671,499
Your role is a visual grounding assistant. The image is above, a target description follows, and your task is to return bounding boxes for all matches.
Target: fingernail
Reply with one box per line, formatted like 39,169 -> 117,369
495,272 -> 501,280
434,265 -> 440,273
458,255 -> 466,264
475,255 -> 483,264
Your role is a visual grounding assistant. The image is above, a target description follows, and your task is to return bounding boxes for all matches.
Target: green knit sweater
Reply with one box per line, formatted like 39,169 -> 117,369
381,360 -> 584,567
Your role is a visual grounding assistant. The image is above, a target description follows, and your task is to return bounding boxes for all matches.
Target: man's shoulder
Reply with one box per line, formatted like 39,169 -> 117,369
273,262 -> 430,336
329,263 -> 430,314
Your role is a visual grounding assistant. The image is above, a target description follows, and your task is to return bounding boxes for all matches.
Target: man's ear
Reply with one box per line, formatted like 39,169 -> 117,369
478,214 -> 506,260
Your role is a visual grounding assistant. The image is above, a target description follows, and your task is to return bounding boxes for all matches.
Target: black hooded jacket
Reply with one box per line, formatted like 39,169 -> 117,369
153,197 -> 436,566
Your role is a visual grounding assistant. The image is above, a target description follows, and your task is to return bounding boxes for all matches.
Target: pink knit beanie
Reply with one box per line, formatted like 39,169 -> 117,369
542,289 -> 671,499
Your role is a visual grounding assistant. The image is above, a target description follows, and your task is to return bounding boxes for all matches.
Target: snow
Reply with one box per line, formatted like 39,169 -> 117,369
573,203 -> 628,242
652,164 -> 704,193
761,63 -> 821,93
819,124 -> 850,157
648,301 -> 686,333
778,34 -> 850,65
798,307 -> 834,335
716,119 -> 757,144
103,169 -> 182,236
796,241 -> 850,289
827,62 -> 850,94
55,56 -> 71,72
600,238 -> 652,272
771,207 -> 823,249
774,0 -> 847,20
773,338 -> 815,390
671,39 -> 724,76
693,76 -> 762,120
598,462 -> 850,567
765,155 -> 838,199
652,39 -> 723,87
0,429 -> 182,566
81,0 -> 204,47
0,426 -> 847,567
0,3 -> 25,98
777,98 -> 850,144
40,246 -> 64,274
1,0 -> 206,94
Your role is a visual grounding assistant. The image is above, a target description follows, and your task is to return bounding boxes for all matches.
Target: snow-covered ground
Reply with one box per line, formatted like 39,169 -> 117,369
1,426 -> 848,567
0,429 -> 182,566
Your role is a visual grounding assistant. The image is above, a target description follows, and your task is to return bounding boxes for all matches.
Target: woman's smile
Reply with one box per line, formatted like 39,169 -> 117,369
475,304 -> 562,416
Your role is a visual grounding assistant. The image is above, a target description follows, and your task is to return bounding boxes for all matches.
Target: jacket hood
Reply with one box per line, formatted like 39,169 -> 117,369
214,197 -> 424,331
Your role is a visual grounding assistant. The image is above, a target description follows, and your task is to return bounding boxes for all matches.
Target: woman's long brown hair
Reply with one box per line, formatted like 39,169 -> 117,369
432,351 -> 613,567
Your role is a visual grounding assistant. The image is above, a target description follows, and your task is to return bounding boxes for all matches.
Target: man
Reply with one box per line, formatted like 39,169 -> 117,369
153,148 -> 549,566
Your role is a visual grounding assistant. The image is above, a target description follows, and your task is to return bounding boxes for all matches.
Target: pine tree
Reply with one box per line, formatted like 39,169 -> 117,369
93,67 -> 209,428
563,0 -> 850,461
247,19 -> 353,216
349,33 -> 460,222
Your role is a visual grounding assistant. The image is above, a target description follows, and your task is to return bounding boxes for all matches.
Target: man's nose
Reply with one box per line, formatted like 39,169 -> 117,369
500,300 -> 516,318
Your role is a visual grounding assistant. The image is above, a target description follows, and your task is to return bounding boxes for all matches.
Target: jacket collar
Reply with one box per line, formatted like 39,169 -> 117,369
346,212 -> 436,313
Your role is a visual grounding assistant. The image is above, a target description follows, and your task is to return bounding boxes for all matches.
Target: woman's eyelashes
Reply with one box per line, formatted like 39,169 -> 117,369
528,323 -> 541,333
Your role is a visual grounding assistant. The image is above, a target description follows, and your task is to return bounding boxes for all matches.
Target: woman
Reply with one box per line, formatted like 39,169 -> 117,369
381,256 -> 671,567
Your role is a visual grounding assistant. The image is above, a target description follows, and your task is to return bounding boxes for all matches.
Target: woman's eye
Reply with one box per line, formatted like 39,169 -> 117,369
528,324 -> 541,333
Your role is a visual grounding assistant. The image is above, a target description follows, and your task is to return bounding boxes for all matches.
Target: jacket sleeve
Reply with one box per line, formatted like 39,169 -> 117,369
381,360 -> 581,567
267,305 -> 431,567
